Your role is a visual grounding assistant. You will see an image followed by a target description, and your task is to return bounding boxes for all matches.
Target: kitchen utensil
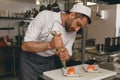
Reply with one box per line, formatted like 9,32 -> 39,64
112,37 -> 117,46
51,31 -> 66,69
117,37 -> 120,45
96,44 -> 105,53
105,37 -> 111,47
47,0 -> 52,10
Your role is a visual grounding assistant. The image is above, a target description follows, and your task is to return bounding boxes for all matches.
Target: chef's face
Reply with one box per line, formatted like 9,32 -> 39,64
65,13 -> 88,32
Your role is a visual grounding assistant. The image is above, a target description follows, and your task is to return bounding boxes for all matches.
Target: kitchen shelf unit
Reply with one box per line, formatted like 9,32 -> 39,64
0,17 -> 32,77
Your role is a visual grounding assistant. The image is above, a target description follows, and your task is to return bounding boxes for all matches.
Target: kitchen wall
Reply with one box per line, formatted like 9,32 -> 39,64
87,4 -> 117,44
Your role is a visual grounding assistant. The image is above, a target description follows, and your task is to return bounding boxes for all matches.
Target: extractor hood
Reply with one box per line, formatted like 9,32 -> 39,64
97,0 -> 120,5
87,0 -> 120,5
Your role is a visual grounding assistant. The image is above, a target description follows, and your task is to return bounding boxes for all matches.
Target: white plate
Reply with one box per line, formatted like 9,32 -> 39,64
82,64 -> 101,73
62,66 -> 83,77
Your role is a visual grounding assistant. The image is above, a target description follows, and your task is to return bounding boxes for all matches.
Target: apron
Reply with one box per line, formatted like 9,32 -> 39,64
18,51 -> 56,80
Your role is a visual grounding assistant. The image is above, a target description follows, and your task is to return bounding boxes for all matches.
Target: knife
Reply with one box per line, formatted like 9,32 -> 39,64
51,31 -> 67,69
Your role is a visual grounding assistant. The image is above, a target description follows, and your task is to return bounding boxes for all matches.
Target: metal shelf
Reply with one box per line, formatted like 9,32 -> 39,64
0,17 -> 33,20
0,27 -> 14,30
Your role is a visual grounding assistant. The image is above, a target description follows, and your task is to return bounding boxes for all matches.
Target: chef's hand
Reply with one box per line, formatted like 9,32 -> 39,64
50,33 -> 64,49
56,47 -> 70,61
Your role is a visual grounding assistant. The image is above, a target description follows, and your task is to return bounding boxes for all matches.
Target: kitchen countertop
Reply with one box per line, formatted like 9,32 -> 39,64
40,64 -> 117,80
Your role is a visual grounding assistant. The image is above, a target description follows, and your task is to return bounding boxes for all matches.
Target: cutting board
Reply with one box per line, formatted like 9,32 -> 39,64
43,64 -> 117,80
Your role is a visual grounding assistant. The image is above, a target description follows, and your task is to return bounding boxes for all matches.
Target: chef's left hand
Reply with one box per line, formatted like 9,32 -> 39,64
56,47 -> 70,61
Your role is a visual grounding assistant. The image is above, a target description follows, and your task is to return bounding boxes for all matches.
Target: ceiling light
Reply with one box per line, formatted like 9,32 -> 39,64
35,0 -> 41,5
77,2 -> 97,6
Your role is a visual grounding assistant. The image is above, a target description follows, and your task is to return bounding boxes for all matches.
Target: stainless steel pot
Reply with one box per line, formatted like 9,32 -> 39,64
96,44 -> 105,53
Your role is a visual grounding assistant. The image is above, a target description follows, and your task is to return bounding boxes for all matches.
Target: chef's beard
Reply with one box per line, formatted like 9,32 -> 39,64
64,19 -> 75,32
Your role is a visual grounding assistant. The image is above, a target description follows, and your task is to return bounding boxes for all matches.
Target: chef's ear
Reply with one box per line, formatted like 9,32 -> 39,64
69,12 -> 76,19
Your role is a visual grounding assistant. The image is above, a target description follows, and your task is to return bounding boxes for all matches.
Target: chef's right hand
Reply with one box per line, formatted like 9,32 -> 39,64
56,47 -> 70,61
50,33 -> 64,49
